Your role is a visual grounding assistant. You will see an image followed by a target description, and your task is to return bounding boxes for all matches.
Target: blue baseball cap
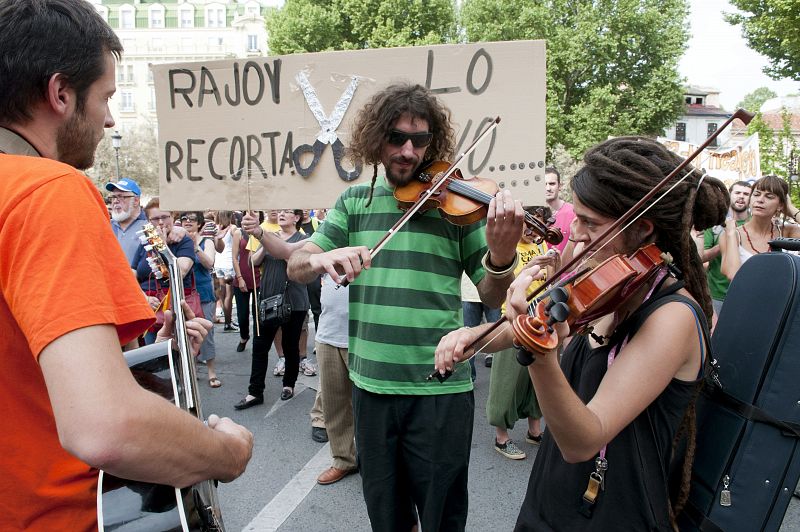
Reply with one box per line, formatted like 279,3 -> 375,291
105,177 -> 141,196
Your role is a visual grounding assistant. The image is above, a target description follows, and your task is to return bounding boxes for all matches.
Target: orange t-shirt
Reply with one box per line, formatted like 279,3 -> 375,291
0,155 -> 154,530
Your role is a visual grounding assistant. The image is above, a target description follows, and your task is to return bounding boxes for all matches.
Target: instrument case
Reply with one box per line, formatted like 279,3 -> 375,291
682,251 -> 800,531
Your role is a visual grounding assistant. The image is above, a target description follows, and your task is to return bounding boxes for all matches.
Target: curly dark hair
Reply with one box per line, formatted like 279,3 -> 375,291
348,83 -> 456,206
571,136 -> 730,525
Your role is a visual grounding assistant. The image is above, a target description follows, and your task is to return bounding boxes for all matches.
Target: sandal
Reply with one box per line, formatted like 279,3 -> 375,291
208,377 -> 222,388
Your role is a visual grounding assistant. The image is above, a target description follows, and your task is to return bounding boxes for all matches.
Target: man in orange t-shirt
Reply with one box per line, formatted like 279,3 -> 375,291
0,1 -> 253,529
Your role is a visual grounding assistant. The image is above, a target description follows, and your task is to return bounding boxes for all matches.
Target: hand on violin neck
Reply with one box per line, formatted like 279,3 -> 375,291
505,269 -> 540,320
485,190 -> 525,267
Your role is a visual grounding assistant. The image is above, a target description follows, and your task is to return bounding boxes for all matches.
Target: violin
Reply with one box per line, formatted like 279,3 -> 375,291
511,243 -> 665,357
427,108 -> 756,382
394,160 -> 564,246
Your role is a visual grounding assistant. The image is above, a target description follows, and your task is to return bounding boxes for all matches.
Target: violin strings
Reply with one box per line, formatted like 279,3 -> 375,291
446,180 -> 544,233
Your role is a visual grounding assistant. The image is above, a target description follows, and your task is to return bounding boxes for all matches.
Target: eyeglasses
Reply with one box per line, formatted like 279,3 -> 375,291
180,216 -> 200,223
108,195 -> 136,203
387,130 -> 433,148
148,214 -> 172,222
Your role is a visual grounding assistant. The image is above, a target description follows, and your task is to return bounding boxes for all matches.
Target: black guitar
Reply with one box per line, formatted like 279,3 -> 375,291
98,224 -> 225,531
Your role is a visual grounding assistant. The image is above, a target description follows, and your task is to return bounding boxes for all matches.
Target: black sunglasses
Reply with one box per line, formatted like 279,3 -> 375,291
387,129 -> 433,148
180,216 -> 199,223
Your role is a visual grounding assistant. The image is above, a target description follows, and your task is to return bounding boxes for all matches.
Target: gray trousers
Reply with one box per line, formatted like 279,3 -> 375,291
316,341 -> 356,470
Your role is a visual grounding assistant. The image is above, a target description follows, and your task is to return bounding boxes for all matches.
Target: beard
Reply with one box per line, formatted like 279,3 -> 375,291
731,202 -> 748,214
111,204 -> 135,223
56,107 -> 100,170
385,155 -> 421,187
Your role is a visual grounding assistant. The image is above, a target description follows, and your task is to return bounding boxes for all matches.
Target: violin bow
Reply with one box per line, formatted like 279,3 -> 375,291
428,108 -> 755,382
336,117 -> 501,287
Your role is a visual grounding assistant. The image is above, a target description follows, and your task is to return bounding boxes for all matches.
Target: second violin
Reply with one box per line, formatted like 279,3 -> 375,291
394,160 -> 564,246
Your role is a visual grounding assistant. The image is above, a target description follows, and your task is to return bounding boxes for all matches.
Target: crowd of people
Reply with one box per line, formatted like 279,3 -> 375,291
5,0 -> 800,531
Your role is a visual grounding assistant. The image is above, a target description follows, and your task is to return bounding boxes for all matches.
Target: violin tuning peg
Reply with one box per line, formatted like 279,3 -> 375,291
515,347 -> 535,367
550,287 -> 569,304
548,301 -> 570,324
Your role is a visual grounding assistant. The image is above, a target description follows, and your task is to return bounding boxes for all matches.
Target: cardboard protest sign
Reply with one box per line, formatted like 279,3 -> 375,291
657,133 -> 761,186
152,40 -> 546,210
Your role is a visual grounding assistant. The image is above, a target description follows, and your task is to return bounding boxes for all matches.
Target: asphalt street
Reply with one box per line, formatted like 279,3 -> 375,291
194,318 -> 800,532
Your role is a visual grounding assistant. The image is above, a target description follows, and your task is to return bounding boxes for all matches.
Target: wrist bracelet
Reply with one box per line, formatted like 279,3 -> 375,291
481,251 -> 519,277
793,211 -> 800,223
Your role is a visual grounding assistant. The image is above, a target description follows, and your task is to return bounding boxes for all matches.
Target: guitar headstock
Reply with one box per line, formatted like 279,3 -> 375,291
137,223 -> 171,281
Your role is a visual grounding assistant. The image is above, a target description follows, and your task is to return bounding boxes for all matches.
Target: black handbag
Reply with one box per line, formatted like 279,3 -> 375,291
259,282 -> 292,325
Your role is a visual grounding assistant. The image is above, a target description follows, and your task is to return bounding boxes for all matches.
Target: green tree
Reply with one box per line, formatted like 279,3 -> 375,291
747,108 -> 799,201
460,0 -> 688,158
266,0 -> 458,55
736,87 -> 777,112
726,0 -> 800,80
88,124 -> 159,196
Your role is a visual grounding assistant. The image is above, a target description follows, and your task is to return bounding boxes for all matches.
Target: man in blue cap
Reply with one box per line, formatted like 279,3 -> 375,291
106,177 -> 147,265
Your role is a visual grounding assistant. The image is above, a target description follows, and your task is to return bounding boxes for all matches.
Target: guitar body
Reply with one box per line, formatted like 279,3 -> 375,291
99,224 -> 226,531
97,341 -> 224,531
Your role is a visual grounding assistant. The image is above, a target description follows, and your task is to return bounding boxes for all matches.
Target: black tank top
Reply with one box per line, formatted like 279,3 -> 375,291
515,287 -> 707,532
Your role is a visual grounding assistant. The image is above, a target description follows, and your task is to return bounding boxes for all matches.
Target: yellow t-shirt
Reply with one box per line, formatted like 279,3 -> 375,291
502,240 -> 549,313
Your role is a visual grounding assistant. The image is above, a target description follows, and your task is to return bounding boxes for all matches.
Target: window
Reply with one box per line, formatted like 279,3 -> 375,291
119,5 -> 135,29
707,123 -> 718,147
179,5 -> 194,28
120,91 -> 135,112
246,3 -> 260,17
149,5 -> 164,28
247,34 -> 259,51
206,5 -> 226,28
695,97 -> 704,105
675,122 -> 686,142
149,87 -> 157,111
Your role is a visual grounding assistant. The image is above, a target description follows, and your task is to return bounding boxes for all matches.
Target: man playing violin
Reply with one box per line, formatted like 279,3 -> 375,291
287,82 -> 523,531
0,1 -> 252,529
434,137 -> 730,531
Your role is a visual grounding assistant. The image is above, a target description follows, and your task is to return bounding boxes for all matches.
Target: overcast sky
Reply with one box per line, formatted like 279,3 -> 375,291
679,0 -> 799,110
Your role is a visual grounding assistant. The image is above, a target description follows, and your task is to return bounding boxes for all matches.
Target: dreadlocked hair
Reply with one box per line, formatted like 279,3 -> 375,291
573,136 -> 728,320
572,137 -> 729,528
347,82 -> 455,207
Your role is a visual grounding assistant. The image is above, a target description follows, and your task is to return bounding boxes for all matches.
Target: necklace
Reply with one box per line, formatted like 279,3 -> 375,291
741,223 -> 774,254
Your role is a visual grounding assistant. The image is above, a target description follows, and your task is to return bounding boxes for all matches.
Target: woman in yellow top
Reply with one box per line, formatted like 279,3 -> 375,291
486,207 -> 560,460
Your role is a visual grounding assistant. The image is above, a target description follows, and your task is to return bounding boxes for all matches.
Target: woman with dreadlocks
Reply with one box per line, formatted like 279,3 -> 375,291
435,137 -> 729,531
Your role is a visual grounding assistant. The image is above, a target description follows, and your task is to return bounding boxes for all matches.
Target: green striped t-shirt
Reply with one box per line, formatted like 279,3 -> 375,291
310,176 -> 488,395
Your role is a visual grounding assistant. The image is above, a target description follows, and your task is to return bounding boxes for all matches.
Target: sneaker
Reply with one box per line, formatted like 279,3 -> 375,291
526,431 -> 543,445
300,359 -> 317,376
484,354 -> 493,368
273,357 -> 285,376
223,323 -> 239,332
494,439 -> 526,460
